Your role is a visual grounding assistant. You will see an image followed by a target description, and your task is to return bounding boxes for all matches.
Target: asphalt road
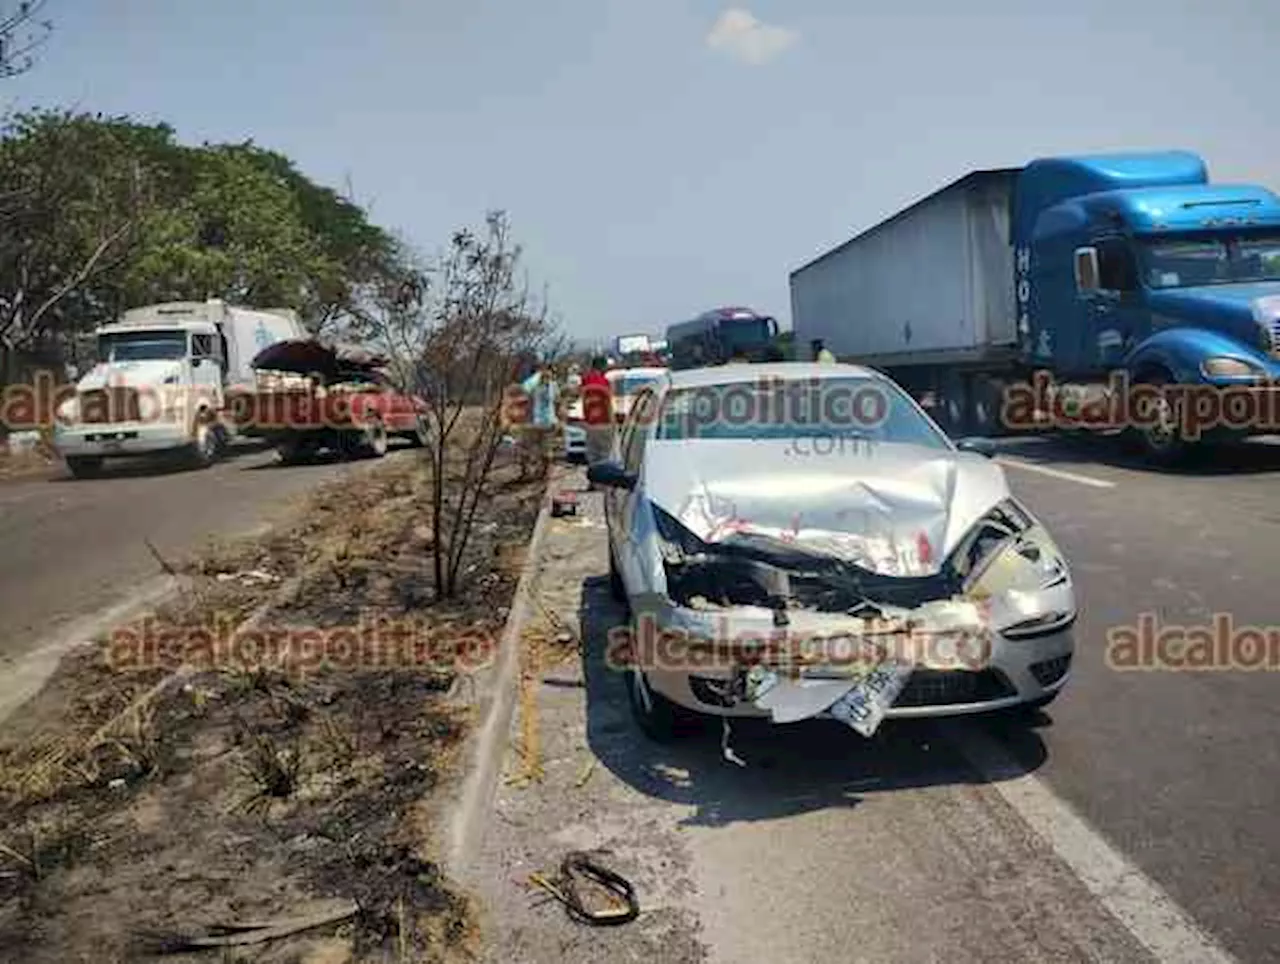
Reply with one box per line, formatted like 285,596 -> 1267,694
475,440 -> 1280,964
0,440 -> 412,666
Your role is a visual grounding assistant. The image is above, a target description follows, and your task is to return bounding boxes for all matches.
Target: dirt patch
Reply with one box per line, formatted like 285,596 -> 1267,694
0,445 -> 58,483
0,452 -> 543,962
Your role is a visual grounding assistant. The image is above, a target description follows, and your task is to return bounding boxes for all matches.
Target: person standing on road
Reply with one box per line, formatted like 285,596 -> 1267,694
518,363 -> 558,480
812,338 -> 836,363
581,356 -> 614,475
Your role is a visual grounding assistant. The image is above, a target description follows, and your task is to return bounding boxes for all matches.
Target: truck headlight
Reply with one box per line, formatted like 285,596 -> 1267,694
1201,356 -> 1263,378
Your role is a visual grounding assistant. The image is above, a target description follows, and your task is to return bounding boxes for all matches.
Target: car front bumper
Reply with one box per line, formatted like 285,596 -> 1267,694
623,598 -> 1074,721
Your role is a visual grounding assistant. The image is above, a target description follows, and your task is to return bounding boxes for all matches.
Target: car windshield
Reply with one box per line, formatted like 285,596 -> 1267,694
655,375 -> 951,449
615,374 -> 660,397
1141,234 -> 1280,288
98,330 -> 188,362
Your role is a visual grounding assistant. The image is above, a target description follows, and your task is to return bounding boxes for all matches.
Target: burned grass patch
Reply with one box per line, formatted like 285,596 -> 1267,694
0,454 -> 542,962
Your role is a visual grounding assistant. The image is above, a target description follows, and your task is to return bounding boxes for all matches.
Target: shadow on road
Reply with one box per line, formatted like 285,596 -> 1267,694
47,439 -> 273,482
576,575 -> 1049,829
988,433 -> 1280,477
241,438 -> 422,471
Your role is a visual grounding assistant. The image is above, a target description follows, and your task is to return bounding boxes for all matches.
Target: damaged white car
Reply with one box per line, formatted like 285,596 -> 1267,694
589,362 -> 1076,742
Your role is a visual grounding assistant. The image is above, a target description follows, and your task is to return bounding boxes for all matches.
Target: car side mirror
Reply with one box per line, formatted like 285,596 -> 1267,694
1073,246 -> 1101,294
587,460 -> 636,490
954,437 -> 996,458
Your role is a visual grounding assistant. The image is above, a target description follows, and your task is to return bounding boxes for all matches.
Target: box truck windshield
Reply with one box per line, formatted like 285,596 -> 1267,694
99,330 -> 187,362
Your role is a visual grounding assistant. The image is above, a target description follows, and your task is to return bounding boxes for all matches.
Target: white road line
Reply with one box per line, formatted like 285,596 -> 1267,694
996,456 -> 1117,489
954,728 -> 1238,964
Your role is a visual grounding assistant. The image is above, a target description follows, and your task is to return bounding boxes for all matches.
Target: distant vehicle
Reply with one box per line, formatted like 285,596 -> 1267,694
52,299 -> 305,478
232,339 -> 428,464
665,307 -> 780,369
790,150 -> 1280,465
615,333 -> 652,356
588,361 -> 1076,741
562,365 -> 667,461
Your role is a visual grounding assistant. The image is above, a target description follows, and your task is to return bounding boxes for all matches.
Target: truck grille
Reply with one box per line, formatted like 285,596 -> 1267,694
79,388 -> 143,424
1271,319 -> 1280,357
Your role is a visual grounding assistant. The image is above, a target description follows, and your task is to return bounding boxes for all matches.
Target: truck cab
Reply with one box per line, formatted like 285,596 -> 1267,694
52,299 -> 303,477
1016,152 -> 1280,459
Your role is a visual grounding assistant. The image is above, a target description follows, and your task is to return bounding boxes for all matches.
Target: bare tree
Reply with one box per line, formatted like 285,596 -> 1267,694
0,1 -> 52,79
355,211 -> 556,599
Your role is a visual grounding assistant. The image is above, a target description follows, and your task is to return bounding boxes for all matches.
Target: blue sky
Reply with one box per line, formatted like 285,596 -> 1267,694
8,1 -> 1280,342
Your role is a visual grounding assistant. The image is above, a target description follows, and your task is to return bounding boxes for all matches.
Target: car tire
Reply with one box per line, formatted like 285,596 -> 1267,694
625,668 -> 697,743
65,455 -> 103,479
276,437 -> 320,465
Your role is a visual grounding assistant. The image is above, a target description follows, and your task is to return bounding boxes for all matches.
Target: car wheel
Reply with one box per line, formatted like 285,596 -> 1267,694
625,668 -> 697,743
276,436 -> 320,465
405,415 -> 429,448
65,455 -> 103,479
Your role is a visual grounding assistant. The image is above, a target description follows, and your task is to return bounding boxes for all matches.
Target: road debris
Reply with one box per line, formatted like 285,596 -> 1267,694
528,852 -> 639,926
720,718 -> 748,768
138,899 -> 359,952
574,758 -> 597,788
551,489 -> 579,517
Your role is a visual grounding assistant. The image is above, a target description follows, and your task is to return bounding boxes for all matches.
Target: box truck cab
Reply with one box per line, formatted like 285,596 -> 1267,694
790,150 -> 1280,466
1016,151 -> 1280,459
52,299 -> 305,477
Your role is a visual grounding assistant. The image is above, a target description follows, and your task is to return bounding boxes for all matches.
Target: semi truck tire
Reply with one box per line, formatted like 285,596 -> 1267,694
1130,369 -> 1197,468
185,415 -> 220,470
341,414 -> 387,460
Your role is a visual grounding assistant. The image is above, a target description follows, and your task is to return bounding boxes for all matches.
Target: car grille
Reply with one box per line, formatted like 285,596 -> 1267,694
79,388 -> 142,424
1029,654 -> 1072,687
892,669 -> 1016,708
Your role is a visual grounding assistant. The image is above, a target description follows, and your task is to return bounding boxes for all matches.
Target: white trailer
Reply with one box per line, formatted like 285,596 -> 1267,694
51,299 -> 306,477
790,169 -> 1019,367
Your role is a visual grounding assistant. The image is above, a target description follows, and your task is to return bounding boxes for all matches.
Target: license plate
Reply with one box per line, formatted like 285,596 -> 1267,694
829,660 -> 913,737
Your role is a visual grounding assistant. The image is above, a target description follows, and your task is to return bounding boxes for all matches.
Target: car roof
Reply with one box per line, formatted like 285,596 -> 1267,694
666,361 -> 881,389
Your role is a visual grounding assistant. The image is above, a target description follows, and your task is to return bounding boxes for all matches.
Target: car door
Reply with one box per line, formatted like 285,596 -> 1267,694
608,387 -> 658,594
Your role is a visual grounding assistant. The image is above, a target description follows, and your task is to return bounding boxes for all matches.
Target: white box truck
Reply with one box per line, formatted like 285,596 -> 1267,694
52,299 -> 306,477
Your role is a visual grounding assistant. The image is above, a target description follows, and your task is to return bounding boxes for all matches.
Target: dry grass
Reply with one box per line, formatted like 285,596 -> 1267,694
0,452 -> 543,963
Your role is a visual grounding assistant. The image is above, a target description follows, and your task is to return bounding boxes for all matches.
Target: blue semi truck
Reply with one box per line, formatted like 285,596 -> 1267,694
789,151 -> 1280,464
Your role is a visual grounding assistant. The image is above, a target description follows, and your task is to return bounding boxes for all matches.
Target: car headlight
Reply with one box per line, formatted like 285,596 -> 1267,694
1201,356 -> 1263,378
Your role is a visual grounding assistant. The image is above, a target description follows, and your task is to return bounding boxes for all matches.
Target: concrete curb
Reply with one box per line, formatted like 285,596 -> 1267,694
443,485 -> 554,879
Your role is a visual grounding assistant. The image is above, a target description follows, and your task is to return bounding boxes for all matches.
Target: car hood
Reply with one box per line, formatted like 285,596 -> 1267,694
641,438 -> 1010,577
77,360 -> 184,391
